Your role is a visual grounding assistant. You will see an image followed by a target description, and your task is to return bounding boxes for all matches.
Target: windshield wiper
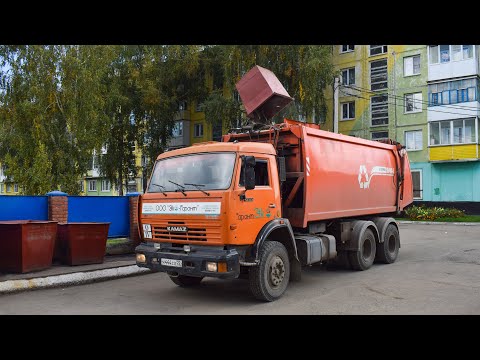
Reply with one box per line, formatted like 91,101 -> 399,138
150,183 -> 167,196
168,180 -> 187,196
185,183 -> 210,196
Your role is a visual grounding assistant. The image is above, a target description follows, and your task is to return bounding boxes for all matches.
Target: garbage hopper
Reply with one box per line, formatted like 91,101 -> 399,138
56,222 -> 110,265
0,220 -> 57,273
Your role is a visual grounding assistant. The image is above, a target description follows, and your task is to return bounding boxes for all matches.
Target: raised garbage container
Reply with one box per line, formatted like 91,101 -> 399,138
56,222 -> 110,265
0,220 -> 58,273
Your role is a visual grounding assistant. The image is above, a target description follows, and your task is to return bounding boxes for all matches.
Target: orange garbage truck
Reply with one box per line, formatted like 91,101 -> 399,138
135,66 -> 413,301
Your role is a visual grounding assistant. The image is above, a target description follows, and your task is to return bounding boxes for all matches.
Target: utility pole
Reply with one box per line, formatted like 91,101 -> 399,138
392,50 -> 397,141
333,76 -> 340,133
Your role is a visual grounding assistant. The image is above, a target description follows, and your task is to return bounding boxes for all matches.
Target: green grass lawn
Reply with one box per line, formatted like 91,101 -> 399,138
106,237 -> 130,245
396,215 -> 480,222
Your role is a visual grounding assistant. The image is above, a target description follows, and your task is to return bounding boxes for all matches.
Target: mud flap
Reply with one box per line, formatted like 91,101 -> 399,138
290,257 -> 302,281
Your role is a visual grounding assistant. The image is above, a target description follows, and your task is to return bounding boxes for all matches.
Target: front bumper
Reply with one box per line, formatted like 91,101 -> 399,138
135,242 -> 240,279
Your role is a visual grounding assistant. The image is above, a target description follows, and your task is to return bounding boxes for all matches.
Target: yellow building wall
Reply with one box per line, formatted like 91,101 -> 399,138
323,45 -> 407,138
430,145 -> 479,161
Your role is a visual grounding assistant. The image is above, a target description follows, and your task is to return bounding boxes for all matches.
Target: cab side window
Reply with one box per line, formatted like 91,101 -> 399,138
239,159 -> 270,187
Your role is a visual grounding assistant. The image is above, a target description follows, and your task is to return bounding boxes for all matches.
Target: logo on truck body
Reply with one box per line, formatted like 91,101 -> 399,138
358,165 -> 394,189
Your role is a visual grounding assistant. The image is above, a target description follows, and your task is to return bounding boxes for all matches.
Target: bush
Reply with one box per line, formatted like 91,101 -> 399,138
405,205 -> 465,221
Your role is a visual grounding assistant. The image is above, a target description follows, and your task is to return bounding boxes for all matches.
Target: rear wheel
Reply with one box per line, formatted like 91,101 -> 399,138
375,224 -> 400,264
169,275 -> 204,287
349,228 -> 376,271
249,241 -> 290,302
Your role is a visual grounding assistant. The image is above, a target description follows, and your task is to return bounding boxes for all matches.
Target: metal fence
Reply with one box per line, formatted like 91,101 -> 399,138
68,196 -> 130,238
0,196 -> 48,221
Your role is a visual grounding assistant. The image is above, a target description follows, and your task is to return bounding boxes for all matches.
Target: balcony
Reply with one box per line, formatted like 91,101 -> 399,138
174,110 -> 190,121
429,144 -> 479,162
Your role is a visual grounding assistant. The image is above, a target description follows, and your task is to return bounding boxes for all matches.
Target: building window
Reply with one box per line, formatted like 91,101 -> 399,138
14,184 -> 18,192
172,121 -> 183,137
404,55 -> 420,76
178,101 -> 187,111
429,45 -> 474,64
127,182 -> 137,193
453,118 -> 475,144
101,179 -> 110,192
194,123 -> 204,137
452,45 -> 462,61
195,101 -> 203,112
80,181 -> 84,192
429,119 -> 477,146
91,155 -> 99,170
340,45 -> 354,53
370,59 -> 388,91
405,130 -> 423,151
341,102 -> 355,120
0,184 -> 3,193
371,94 -> 389,126
411,170 -> 423,200
463,45 -> 474,59
440,45 -> 450,63
88,180 -> 97,192
429,45 -> 439,64
405,93 -> 423,113
371,131 -> 389,141
369,45 -> 388,56
6,184 -> 11,192
428,78 -> 477,106
341,67 -> 355,85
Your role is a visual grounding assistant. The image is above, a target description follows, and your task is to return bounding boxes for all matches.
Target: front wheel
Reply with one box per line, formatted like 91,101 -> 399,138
169,275 -> 204,287
249,241 -> 290,302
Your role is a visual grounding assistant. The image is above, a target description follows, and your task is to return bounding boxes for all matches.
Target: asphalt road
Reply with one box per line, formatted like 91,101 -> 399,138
1,223 -> 480,314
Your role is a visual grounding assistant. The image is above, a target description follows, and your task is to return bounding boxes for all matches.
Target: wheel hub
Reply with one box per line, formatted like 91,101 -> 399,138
269,256 -> 285,287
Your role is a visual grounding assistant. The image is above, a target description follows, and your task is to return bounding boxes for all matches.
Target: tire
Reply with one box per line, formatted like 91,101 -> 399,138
348,228 -> 376,271
375,224 -> 400,264
249,241 -> 290,302
169,275 -> 204,287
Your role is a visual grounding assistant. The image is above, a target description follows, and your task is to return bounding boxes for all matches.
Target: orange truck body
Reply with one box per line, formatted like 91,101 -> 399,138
223,119 -> 413,228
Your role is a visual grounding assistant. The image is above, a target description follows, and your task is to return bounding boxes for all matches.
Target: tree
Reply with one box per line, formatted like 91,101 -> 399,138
201,45 -> 334,128
135,45 -> 208,181
97,45 -> 143,196
0,45 -> 113,194
0,45 -> 334,195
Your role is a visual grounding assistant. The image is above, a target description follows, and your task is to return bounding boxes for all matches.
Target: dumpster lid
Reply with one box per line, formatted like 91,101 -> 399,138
236,65 -> 293,123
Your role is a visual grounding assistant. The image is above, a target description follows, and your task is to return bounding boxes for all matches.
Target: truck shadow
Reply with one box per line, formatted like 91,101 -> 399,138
156,278 -> 262,306
147,265 -> 360,308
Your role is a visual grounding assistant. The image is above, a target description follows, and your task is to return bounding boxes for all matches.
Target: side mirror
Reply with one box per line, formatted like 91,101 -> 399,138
243,156 -> 256,190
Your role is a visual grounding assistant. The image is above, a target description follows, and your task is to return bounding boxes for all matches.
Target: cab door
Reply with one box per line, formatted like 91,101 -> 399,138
232,154 -> 280,246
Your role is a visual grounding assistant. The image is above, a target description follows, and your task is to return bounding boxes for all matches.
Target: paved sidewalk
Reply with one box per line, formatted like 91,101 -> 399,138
0,254 -> 151,295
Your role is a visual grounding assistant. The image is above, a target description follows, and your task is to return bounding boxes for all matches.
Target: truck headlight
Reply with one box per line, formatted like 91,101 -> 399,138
136,254 -> 146,263
206,262 -> 217,272
142,224 -> 152,239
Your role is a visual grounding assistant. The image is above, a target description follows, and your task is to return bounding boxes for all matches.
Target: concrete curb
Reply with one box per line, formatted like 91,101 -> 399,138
397,220 -> 480,226
0,265 -> 151,295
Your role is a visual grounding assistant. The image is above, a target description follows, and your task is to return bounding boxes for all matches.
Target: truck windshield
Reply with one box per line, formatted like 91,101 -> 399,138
147,152 -> 236,193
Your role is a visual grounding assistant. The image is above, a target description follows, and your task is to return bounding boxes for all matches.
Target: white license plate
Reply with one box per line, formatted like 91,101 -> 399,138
161,258 -> 182,267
